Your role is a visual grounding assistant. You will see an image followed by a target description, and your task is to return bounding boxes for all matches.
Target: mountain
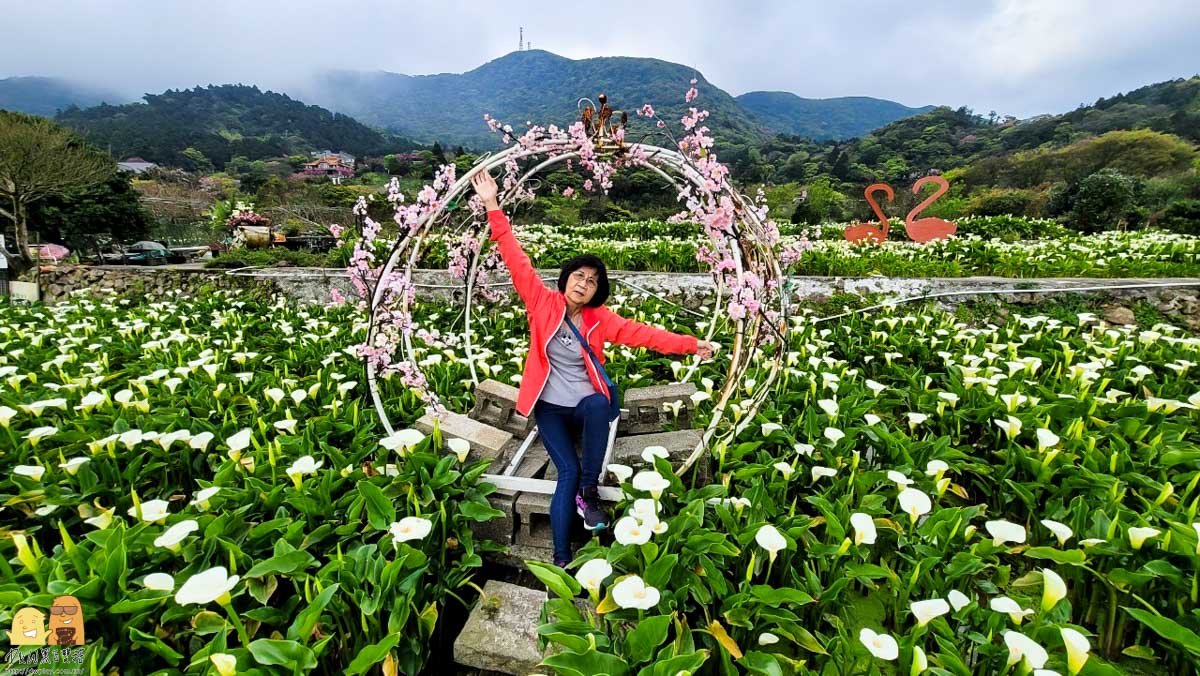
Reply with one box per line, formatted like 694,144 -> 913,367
295,50 -> 771,150
746,75 -> 1200,192
53,84 -> 419,169
0,76 -> 131,117
735,91 -> 935,141
840,75 -> 1200,176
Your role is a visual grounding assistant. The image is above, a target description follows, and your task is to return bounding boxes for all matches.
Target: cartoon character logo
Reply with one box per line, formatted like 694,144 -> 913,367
46,596 -> 84,646
6,607 -> 47,646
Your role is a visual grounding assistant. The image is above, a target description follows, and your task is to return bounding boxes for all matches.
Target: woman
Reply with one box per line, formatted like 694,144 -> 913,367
471,171 -> 715,567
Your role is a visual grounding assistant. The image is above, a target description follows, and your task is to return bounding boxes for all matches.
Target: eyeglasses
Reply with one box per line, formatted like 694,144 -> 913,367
569,271 -> 598,287
50,606 -> 79,615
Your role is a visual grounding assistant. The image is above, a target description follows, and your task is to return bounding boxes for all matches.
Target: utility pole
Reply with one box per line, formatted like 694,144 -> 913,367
519,27 -> 524,51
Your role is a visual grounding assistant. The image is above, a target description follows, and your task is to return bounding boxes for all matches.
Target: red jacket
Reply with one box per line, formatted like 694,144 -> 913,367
488,209 -> 699,416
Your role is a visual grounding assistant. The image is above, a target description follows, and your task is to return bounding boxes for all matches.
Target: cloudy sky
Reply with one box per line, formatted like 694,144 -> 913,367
3,0 -> 1198,118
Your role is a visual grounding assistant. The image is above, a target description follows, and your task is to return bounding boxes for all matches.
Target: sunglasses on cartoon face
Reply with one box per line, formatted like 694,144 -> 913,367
50,605 -> 79,615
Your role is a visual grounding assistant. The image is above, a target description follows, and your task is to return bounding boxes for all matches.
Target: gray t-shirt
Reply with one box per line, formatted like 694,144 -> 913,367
540,318 -> 599,407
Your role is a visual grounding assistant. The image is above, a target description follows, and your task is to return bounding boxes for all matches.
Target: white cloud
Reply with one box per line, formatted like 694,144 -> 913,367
0,0 -> 1195,119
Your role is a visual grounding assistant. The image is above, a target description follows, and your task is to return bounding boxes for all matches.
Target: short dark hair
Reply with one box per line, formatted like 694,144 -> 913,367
557,254 -> 610,307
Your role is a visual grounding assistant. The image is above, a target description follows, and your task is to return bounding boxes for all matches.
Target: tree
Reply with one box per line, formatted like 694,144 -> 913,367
0,111 -> 115,268
28,171 -> 154,251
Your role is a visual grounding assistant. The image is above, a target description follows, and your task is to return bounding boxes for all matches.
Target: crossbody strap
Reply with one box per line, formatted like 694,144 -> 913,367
563,316 -> 615,388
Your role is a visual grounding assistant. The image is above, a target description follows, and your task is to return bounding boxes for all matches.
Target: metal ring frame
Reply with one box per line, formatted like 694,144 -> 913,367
364,139 -> 790,476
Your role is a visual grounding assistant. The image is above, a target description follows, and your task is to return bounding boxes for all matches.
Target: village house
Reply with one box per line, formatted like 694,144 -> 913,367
117,157 -> 159,174
301,153 -> 355,183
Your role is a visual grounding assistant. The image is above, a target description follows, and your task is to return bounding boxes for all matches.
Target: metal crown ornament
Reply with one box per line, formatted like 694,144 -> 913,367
578,94 -> 628,156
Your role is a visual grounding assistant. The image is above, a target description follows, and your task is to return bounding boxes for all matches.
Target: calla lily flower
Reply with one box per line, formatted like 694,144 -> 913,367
143,572 -> 175,591
755,524 -> 787,563
380,428 -> 425,455
611,575 -> 660,610
947,589 -> 971,611
154,520 -> 199,552
858,627 -> 898,661
614,516 -> 651,546
175,566 -> 240,606
1004,631 -> 1049,669
447,438 -> 471,462
632,471 -> 670,498
642,445 -> 670,463
848,512 -> 878,546
990,597 -> 1034,624
1127,526 -> 1160,550
388,516 -> 433,545
128,499 -> 171,524
911,598 -> 950,626
1040,519 -> 1074,546
1042,568 -> 1067,611
574,558 -> 612,593
898,488 -> 932,523
607,464 -> 633,483
1060,627 -> 1090,675
985,520 -> 1027,546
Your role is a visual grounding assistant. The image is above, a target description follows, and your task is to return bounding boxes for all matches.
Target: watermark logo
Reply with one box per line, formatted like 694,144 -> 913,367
4,597 -> 85,675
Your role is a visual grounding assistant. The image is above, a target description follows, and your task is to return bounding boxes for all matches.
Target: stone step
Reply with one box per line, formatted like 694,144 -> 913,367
415,409 -> 513,457
454,580 -> 547,675
472,490 -> 517,545
612,428 -> 703,468
471,379 -> 535,436
621,382 -> 698,435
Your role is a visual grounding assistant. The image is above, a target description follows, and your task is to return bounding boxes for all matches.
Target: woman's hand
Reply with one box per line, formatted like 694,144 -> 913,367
470,171 -> 500,211
696,340 -> 717,360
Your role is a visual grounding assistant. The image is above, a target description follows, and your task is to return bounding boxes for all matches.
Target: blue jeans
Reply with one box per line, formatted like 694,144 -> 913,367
533,393 -> 610,563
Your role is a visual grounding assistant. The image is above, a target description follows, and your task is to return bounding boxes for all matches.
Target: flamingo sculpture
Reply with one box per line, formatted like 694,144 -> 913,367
904,176 -> 957,242
843,183 -> 894,245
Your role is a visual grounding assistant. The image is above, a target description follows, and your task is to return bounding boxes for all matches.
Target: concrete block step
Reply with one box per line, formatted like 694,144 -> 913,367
415,409 -> 513,458
612,428 -> 702,467
621,382 -> 698,434
454,580 -> 547,675
470,379 -> 534,436
470,490 -> 517,545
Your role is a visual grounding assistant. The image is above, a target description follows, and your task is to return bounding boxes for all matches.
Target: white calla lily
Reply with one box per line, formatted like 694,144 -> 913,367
611,575 -> 660,610
858,627 -> 899,661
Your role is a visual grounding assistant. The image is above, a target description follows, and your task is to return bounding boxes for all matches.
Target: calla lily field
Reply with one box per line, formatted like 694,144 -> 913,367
3,283 -> 1200,674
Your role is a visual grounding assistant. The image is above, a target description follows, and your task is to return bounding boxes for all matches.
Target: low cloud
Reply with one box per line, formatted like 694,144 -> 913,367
1,0 -> 1196,118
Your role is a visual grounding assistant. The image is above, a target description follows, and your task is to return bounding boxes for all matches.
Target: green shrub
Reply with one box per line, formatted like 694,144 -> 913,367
1153,199 -> 1200,235
966,188 -> 1045,217
204,248 -> 330,269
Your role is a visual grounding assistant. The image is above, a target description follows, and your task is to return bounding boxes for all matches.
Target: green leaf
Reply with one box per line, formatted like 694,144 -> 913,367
645,553 -> 678,590
626,615 -> 672,664
344,633 -> 401,675
357,480 -> 396,530
541,648 -> 630,676
103,525 -> 127,598
244,550 -> 316,578
248,638 -> 318,670
459,499 -> 505,521
287,583 -> 339,641
636,650 -> 710,676
1122,608 -> 1200,657
128,626 -> 183,664
750,585 -> 815,607
740,651 -> 784,676
1023,547 -> 1086,565
526,560 -> 581,601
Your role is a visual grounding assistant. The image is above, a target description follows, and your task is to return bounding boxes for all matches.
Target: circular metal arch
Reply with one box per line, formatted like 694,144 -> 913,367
364,139 -> 789,477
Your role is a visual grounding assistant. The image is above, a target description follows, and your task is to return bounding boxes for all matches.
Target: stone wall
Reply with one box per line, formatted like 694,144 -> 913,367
28,264 -> 1200,327
37,264 -> 278,304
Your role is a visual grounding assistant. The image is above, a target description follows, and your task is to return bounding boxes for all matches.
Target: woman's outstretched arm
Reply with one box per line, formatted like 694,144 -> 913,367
471,171 -> 552,310
598,306 -> 716,358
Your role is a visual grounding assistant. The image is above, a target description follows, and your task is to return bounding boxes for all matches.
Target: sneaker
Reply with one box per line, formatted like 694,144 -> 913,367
575,487 -> 608,531
553,558 -> 571,569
